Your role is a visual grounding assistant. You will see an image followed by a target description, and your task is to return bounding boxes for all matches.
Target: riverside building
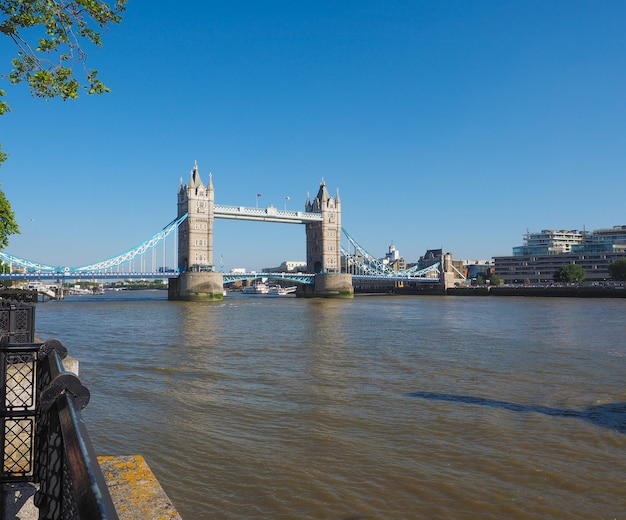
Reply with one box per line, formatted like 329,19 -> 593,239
494,226 -> 626,283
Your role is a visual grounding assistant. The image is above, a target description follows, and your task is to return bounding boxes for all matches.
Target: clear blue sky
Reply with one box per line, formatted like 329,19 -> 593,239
2,0 -> 625,272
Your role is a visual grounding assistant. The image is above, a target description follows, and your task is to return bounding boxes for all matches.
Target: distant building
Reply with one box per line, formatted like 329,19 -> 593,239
403,249 -> 439,278
494,225 -> 626,283
513,229 -> 584,256
574,225 -> 626,254
263,261 -> 307,273
383,243 -> 400,263
405,248 -> 452,279
381,243 -> 406,270
462,260 -> 494,281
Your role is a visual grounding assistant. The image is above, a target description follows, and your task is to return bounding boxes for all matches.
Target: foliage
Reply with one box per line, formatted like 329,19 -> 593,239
0,185 -> 19,248
553,264 -> 586,283
1,0 -> 126,103
124,279 -> 167,290
0,0 -> 126,167
0,1 -> 125,250
489,274 -> 502,285
608,257 -> 626,281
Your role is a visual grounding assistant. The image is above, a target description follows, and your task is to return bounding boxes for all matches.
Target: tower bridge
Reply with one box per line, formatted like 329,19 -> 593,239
170,162 -> 351,299
0,162 -> 462,298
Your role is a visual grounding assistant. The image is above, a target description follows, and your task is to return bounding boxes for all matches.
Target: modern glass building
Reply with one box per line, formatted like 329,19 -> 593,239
512,229 -> 584,256
494,226 -> 626,283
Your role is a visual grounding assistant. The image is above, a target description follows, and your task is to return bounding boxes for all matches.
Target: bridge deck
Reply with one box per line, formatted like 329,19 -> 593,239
0,271 -> 442,284
214,204 -> 322,224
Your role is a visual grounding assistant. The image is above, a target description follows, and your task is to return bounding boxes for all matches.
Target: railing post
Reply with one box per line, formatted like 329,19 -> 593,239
34,340 -> 119,520
0,298 -> 38,520
1,302 -> 119,520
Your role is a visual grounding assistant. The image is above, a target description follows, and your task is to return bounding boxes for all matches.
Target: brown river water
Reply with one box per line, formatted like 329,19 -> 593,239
35,291 -> 626,519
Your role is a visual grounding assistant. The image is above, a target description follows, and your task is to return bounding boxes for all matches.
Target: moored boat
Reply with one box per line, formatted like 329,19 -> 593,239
241,282 -> 270,294
267,285 -> 297,296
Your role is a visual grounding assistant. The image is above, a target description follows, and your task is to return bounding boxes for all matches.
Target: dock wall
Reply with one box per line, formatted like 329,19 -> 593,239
447,286 -> 626,298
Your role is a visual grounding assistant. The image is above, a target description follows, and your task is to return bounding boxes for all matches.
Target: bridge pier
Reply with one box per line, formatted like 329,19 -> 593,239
168,272 -> 224,301
297,273 -> 354,298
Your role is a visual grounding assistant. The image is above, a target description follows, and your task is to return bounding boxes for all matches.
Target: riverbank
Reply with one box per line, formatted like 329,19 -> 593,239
4,284 -> 626,301
447,285 -> 626,298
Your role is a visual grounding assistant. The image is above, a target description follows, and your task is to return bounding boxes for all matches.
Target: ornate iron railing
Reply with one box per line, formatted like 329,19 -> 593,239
35,339 -> 118,519
0,300 -> 36,343
1,301 -> 118,519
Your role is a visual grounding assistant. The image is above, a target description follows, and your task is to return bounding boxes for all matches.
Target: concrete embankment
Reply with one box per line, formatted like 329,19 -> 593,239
3,456 -> 181,520
98,455 -> 182,520
447,286 -> 626,298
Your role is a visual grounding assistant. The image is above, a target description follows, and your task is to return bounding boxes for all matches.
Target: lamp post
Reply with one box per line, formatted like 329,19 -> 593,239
256,193 -> 262,209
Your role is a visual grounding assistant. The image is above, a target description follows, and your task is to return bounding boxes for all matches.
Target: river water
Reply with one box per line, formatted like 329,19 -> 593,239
34,291 -> 626,520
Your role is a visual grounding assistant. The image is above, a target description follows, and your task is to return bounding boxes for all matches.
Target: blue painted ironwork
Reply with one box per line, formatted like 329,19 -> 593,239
352,272 -> 440,283
223,272 -> 315,285
0,272 -> 179,281
341,228 -> 441,281
0,211 -> 442,284
0,214 -> 188,276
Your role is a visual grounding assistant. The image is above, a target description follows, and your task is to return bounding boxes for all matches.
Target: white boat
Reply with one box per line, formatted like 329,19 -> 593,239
267,285 -> 297,296
241,283 -> 270,294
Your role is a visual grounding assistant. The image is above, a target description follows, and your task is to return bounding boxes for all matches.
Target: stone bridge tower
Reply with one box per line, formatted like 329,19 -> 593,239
305,179 -> 342,274
176,162 -> 214,272
302,179 -> 353,297
169,163 -> 223,301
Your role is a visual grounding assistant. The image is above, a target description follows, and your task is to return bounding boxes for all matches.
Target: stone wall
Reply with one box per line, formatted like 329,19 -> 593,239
446,286 -> 626,298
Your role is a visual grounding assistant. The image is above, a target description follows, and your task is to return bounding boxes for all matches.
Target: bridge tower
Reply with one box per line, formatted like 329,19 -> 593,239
301,179 -> 353,297
169,163 -> 224,301
176,161 -> 214,271
305,179 -> 341,273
